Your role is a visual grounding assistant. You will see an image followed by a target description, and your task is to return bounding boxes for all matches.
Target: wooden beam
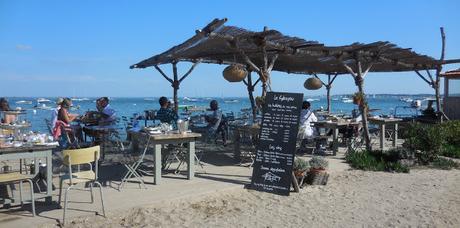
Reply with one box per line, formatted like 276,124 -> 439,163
154,65 -> 173,83
414,70 -> 433,86
267,54 -> 278,72
313,74 -> 328,87
179,61 -> 200,83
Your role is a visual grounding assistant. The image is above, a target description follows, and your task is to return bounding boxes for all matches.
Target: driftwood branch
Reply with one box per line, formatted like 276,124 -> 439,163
267,54 -> 278,72
415,70 -> 433,86
330,73 -> 339,85
154,65 -> 173,83
313,74 -> 328,87
179,61 -> 200,83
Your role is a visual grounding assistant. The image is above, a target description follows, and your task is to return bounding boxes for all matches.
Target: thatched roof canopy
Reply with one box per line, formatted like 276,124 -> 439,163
130,18 -> 447,74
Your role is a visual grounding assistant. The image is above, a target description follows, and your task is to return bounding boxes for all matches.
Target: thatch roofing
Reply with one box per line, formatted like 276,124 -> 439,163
130,18 -> 447,74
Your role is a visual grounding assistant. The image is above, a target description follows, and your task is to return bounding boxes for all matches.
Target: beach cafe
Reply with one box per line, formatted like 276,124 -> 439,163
1,18 -> 460,225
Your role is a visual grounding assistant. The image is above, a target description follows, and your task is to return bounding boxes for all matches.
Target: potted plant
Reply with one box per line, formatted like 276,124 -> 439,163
352,92 -> 365,105
293,158 -> 310,177
306,156 -> 330,185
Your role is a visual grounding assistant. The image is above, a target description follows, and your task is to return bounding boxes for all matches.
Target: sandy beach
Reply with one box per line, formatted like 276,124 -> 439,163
39,168 -> 460,228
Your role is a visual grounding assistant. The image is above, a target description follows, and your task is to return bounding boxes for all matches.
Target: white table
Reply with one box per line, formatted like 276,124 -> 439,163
0,145 -> 56,204
368,117 -> 403,150
143,132 -> 201,185
312,121 -> 361,155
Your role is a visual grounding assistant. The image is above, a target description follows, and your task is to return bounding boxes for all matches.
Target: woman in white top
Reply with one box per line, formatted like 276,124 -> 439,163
298,101 -> 318,140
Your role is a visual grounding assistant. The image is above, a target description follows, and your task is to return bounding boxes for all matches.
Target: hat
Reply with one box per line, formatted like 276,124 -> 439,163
56,97 -> 64,105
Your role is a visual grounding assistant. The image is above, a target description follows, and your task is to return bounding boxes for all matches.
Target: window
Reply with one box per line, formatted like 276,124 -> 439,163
448,79 -> 460,97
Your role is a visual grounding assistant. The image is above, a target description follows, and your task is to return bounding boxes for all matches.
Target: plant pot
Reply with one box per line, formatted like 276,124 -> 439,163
294,169 -> 307,177
306,168 -> 329,185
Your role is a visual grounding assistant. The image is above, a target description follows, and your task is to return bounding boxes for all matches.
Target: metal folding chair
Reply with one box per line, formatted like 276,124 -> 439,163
118,136 -> 152,190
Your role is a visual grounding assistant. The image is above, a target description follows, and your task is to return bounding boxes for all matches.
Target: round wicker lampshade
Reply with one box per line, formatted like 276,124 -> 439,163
223,65 -> 248,82
304,77 -> 322,90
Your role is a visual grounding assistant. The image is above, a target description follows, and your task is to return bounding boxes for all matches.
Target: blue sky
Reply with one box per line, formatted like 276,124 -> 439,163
1,0 -> 459,97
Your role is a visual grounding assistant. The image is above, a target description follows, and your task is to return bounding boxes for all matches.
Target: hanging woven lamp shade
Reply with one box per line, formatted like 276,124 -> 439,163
223,65 -> 248,82
304,77 -> 322,90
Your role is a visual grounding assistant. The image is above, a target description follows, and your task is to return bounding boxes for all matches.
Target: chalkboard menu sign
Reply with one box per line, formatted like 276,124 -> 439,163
250,92 -> 303,196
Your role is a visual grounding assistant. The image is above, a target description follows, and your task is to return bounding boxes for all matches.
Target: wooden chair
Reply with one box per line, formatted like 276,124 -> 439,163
58,146 -> 105,225
0,172 -> 35,216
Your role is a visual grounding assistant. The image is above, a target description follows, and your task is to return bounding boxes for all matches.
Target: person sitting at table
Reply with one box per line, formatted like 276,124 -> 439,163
96,97 -> 117,125
298,101 -> 318,150
50,97 -> 63,130
205,100 -> 227,146
56,98 -> 82,142
156,96 -> 178,125
0,97 -> 16,124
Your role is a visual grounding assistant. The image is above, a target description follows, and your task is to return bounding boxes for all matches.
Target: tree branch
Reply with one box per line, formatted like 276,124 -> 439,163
179,61 -> 200,82
154,65 -> 173,83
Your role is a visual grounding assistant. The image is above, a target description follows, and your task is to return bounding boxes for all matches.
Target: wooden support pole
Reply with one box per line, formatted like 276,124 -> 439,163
246,71 -> 257,120
415,70 -> 434,86
172,62 -> 179,114
342,59 -> 372,151
435,27 -> 446,119
179,61 -> 200,83
314,73 -> 338,113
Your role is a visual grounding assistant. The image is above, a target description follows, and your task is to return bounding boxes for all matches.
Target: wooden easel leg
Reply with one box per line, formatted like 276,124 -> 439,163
291,171 -> 300,193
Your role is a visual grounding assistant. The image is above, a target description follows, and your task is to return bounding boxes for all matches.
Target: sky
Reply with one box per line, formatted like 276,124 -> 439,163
0,0 -> 459,98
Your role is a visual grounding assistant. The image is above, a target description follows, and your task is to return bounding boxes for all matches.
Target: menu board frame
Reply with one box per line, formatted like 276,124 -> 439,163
250,91 -> 303,196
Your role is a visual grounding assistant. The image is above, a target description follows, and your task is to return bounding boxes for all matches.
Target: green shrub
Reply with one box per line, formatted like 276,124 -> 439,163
403,122 -> 446,164
430,157 -> 460,170
309,156 -> 329,170
345,150 -> 410,173
442,144 -> 460,159
293,158 -> 310,171
441,120 -> 460,146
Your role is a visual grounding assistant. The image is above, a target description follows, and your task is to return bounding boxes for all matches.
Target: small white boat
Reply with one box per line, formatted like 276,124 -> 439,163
71,97 -> 90,101
224,99 -> 239,103
183,97 -> 198,102
15,100 -> 32,104
306,98 -> 319,102
35,103 -> 52,110
342,98 -> 353,103
37,98 -> 51,103
144,98 -> 155,101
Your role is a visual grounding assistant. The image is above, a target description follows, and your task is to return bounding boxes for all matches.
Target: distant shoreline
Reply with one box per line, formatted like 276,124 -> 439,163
2,94 -> 438,99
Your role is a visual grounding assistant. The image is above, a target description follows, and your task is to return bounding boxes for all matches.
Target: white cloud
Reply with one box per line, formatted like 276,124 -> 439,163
15,44 -> 32,50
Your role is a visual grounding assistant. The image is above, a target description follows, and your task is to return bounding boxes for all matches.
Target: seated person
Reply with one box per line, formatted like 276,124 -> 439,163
298,101 -> 318,140
50,97 -> 63,130
422,100 -> 436,119
56,98 -> 82,141
205,100 -> 227,146
0,97 -> 16,124
156,97 -> 178,125
96,97 -> 117,125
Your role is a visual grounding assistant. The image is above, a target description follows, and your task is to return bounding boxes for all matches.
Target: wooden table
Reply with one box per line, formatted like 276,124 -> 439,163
312,121 -> 360,155
231,124 -> 260,162
0,144 -> 56,204
368,117 -> 403,150
143,132 -> 201,185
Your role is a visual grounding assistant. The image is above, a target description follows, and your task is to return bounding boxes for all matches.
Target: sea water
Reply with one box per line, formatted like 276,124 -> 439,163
3,95 -> 435,134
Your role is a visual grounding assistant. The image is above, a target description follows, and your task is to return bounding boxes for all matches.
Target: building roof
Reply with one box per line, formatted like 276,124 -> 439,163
440,68 -> 460,78
130,18 -> 448,75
